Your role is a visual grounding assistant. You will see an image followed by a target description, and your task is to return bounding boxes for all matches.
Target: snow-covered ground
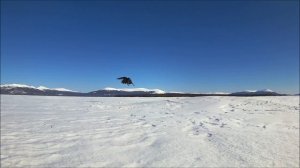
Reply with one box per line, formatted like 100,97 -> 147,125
1,95 -> 299,167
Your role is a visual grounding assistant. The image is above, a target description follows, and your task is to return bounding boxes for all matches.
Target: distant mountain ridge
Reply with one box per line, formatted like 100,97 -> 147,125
0,84 -> 166,97
0,84 -> 288,97
103,87 -> 165,94
88,87 -> 165,97
1,84 -> 82,96
1,84 -> 75,92
230,89 -> 282,96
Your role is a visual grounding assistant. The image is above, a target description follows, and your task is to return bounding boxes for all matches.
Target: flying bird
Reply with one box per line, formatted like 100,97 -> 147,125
117,77 -> 135,86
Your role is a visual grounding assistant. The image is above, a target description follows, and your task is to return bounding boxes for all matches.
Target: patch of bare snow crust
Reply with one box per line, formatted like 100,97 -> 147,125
1,95 -> 299,167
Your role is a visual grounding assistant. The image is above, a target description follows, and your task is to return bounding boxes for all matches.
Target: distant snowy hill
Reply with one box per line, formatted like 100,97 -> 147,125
230,89 -> 282,96
1,84 -> 286,97
88,87 -> 165,97
104,87 -> 165,94
1,84 -> 75,92
1,84 -> 80,96
0,84 -> 166,97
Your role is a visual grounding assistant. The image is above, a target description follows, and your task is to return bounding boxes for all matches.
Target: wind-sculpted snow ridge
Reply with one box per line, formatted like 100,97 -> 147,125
1,95 -> 299,167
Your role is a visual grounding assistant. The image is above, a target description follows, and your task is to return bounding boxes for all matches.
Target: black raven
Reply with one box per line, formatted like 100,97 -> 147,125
117,77 -> 135,86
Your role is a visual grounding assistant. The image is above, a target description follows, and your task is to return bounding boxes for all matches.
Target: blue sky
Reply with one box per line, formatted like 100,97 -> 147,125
1,0 -> 299,93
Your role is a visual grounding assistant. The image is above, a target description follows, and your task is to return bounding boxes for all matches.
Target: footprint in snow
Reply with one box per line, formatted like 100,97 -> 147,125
195,157 -> 201,161
220,123 -> 227,128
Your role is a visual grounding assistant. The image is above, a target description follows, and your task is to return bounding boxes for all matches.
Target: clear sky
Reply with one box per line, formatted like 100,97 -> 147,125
1,0 -> 299,93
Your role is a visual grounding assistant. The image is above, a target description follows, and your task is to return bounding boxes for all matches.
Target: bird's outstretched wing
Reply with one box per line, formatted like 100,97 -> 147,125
117,77 -> 127,80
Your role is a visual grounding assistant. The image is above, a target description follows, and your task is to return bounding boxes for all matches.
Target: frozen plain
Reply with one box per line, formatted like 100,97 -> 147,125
1,95 -> 299,167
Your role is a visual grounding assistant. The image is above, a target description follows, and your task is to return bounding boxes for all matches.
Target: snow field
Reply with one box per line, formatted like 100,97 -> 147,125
1,95 -> 299,167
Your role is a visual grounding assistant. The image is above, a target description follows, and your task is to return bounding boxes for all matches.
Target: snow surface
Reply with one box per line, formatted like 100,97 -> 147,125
1,95 -> 299,167
104,87 -> 165,94
1,84 -> 75,92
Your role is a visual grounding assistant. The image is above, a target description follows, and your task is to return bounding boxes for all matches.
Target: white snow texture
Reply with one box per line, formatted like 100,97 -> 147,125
1,95 -> 299,167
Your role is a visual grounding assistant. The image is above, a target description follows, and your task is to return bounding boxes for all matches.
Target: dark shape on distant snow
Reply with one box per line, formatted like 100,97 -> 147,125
117,77 -> 135,86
